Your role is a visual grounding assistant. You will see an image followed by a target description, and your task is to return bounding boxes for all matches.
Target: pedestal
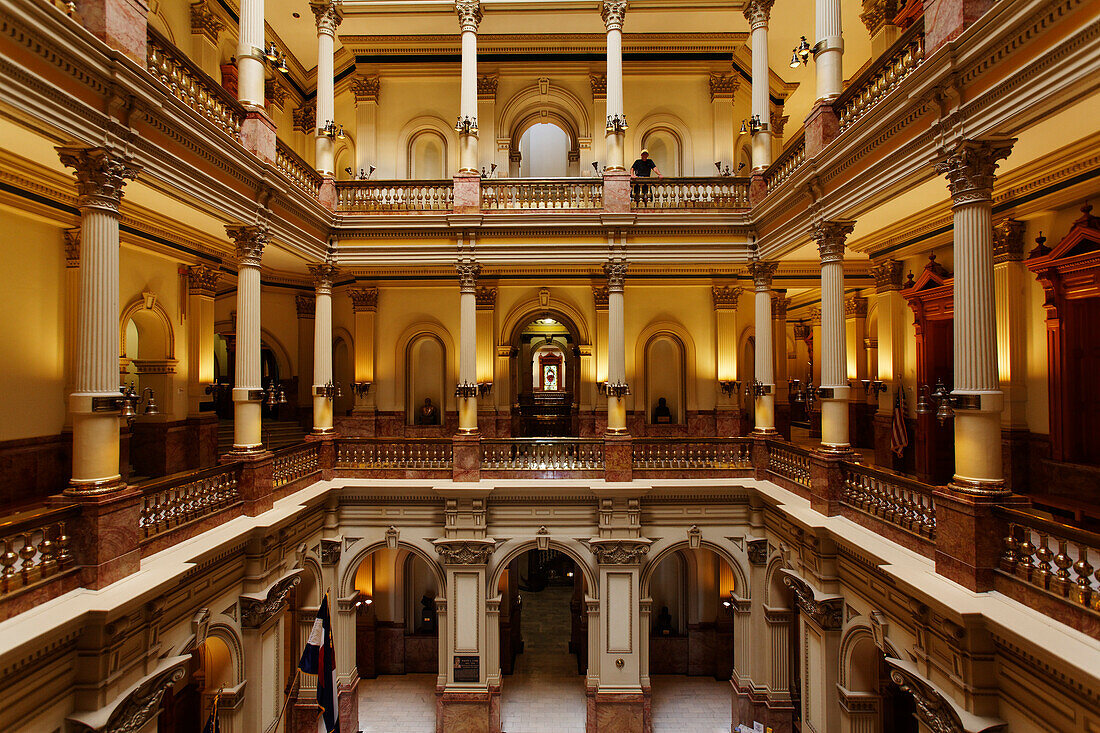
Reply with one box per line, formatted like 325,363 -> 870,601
186,413 -> 219,469
222,451 -> 274,516
453,174 -> 481,214
603,434 -> 633,482
809,450 -> 848,516
437,688 -> 493,733
452,433 -> 481,482
240,109 -> 277,164
602,171 -> 632,213
933,489 -> 1027,591
749,172 -> 768,204
587,687 -> 646,733
804,100 -> 839,158
79,0 -> 149,64
305,433 -> 337,481
318,177 -> 337,210
64,487 -> 141,589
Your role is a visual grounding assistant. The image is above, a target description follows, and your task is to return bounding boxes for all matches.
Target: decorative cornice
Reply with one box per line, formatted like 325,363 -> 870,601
782,570 -> 843,630
296,293 -> 316,318
348,287 -> 379,312
224,224 -> 268,268
477,74 -> 498,101
709,73 -> 739,101
813,220 -> 856,263
808,306 -> 822,325
190,0 -> 225,43
351,75 -> 380,103
934,137 -> 1016,205
589,538 -> 651,564
992,218 -> 1026,263
601,0 -> 628,31
56,146 -> 140,213
309,261 -> 339,290
455,0 -> 483,32
240,571 -> 302,628
434,538 -> 494,564
742,0 -> 775,29
187,263 -> 221,296
590,73 -> 607,100
310,0 -> 343,35
712,284 -> 743,310
870,259 -> 904,292
293,106 -> 316,135
749,260 -> 778,288
475,285 -> 497,309
860,0 -> 900,35
845,295 -> 868,318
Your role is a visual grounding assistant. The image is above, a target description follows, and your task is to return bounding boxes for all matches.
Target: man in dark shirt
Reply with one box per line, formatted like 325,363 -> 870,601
630,149 -> 662,204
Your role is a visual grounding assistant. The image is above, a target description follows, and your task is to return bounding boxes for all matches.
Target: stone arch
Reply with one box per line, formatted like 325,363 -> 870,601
498,82 -> 592,163
120,294 -> 176,361
397,116 -> 456,179
206,621 -> 244,686
339,536 -> 447,599
840,624 -> 900,690
763,554 -> 793,608
640,537 -> 748,601
487,537 -> 598,600
498,293 -> 592,349
635,112 -> 694,176
394,320 -> 457,413
634,320 -> 699,421
260,328 -> 294,381
298,555 -> 324,608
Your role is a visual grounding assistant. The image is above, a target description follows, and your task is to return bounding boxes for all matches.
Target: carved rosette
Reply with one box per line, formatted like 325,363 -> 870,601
240,572 -> 302,628
845,295 -> 868,318
477,75 -> 498,101
604,258 -> 628,291
310,0 -> 343,35
870,259 -> 904,292
456,259 -> 481,293
589,538 -> 650,564
782,572 -> 843,630
709,73 -> 738,102
590,74 -> 607,100
749,260 -> 778,289
742,0 -> 775,29
475,286 -> 497,309
296,293 -> 316,318
434,539 -> 495,565
712,285 -> 743,310
593,285 -> 610,308
348,287 -> 379,312
601,0 -> 628,31
455,0 -> 483,32
351,75 -> 380,103
187,264 -> 221,296
992,218 -> 1026,263
812,220 -> 855,263
746,538 -> 769,566
320,538 -> 342,565
309,261 -> 339,292
190,0 -> 225,43
64,228 -> 81,268
56,147 -> 141,213
225,225 -> 268,268
934,138 -> 1015,206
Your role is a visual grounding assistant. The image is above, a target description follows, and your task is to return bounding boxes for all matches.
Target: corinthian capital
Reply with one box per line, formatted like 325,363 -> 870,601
348,287 -> 379,312
933,137 -> 1015,205
455,0 -> 482,32
870,259 -> 903,292
56,147 -> 141,212
604,257 -> 628,290
308,261 -> 339,290
456,258 -> 481,291
310,0 -> 343,35
749,260 -> 778,289
187,264 -> 221,296
742,0 -> 775,28
601,0 -> 628,31
225,224 -> 269,268
812,220 -> 855,263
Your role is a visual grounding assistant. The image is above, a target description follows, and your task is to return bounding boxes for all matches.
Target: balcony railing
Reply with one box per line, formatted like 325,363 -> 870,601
633,438 -> 753,470
336,180 -> 454,212
273,442 -> 321,490
139,462 -> 242,540
764,132 -> 806,193
482,439 -> 604,471
632,178 -> 750,210
335,438 -> 453,471
836,21 -> 926,134
0,504 -> 78,599
481,179 -> 603,210
840,462 -> 937,540
276,141 -> 322,198
767,441 -> 812,489
145,28 -> 243,140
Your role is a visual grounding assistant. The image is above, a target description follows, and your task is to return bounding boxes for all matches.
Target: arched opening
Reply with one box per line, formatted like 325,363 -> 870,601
406,334 -> 446,427
843,633 -> 918,733
500,547 -> 588,733
518,123 -> 570,177
765,565 -> 801,732
510,314 -> 581,436
645,333 -> 686,426
740,335 -> 756,431
641,128 -> 681,177
352,547 -> 441,731
158,634 -> 236,733
333,336 -> 354,417
408,130 -> 447,179
738,143 -> 752,174
645,546 -> 735,731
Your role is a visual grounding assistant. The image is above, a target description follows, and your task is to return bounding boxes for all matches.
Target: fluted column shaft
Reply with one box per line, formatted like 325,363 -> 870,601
745,0 -> 775,170
311,262 -> 338,433
456,2 -> 482,174
457,259 -> 480,433
57,147 -> 140,493
606,256 -> 628,433
226,225 -> 268,452
312,1 -> 342,177
751,261 -> 778,434
815,221 -> 854,451
236,0 -> 265,107
815,0 -> 844,100
186,266 -> 220,415
935,138 -> 1015,494
602,1 -> 627,171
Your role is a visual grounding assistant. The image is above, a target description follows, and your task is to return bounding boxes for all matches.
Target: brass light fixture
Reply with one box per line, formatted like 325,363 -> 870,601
318,120 -> 344,139
261,42 -> 290,74
264,381 -> 288,407
719,379 -> 741,398
317,381 -> 343,400
739,115 -> 762,136
790,36 -> 811,68
455,115 -> 478,135
455,381 -> 479,399
350,381 -> 372,398
605,113 -> 628,133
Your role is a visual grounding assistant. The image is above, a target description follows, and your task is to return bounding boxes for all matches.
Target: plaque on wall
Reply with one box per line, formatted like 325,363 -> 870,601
453,655 -> 480,682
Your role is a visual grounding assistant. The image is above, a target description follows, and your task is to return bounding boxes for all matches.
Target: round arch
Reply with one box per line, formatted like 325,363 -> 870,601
640,538 -> 748,600
206,621 -> 244,686
486,537 -> 599,600
298,555 -> 325,608
633,320 -> 699,417
634,113 -> 694,176
120,295 -> 176,361
498,294 -> 592,349
498,83 -> 592,155
840,624 -> 901,689
211,321 -> 294,380
763,555 -> 793,608
397,116 -> 457,179
339,537 -> 447,599
395,321 -> 457,413
510,112 -> 581,172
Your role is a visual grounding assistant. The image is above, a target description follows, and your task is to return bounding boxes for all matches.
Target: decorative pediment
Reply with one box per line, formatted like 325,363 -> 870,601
1028,204 -> 1100,267
68,655 -> 190,732
239,569 -> 303,628
885,657 -> 1007,733
780,568 -> 843,630
902,253 -> 952,294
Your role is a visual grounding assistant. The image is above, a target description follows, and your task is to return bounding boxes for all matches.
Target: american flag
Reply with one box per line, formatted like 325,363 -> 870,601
891,388 -> 909,458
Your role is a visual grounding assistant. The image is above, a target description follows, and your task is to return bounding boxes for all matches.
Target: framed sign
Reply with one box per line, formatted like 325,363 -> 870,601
453,655 -> 480,683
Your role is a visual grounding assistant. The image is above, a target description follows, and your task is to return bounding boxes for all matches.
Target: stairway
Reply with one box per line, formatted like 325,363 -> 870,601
217,419 -> 309,455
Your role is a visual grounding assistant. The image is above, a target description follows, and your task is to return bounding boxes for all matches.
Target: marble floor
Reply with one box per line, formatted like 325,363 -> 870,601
650,674 -> 733,733
357,673 -> 437,733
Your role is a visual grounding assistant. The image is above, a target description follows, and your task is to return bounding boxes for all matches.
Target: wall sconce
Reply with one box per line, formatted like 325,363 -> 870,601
350,381 -> 372,398
346,166 -> 375,180
315,381 -> 342,400
455,115 -> 478,135
112,384 -> 159,425
719,379 -> 741,398
738,115 -> 762,136
353,592 -> 373,611
714,162 -> 733,177
931,379 -> 953,424
455,381 -> 479,399
592,161 -> 604,176
480,163 -> 498,179
862,379 -> 888,397
477,382 -> 493,398
601,381 -> 631,398
318,120 -> 344,139
748,380 -> 771,398
259,42 -> 290,74
605,113 -> 628,133
264,381 -> 288,407
204,382 -> 231,398
790,36 -> 811,68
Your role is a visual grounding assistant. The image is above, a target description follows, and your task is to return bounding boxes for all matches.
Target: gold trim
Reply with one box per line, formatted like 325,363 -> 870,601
948,476 -> 1009,497
64,476 -> 125,496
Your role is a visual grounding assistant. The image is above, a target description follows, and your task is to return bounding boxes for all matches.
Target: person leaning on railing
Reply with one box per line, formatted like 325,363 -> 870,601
630,148 -> 662,204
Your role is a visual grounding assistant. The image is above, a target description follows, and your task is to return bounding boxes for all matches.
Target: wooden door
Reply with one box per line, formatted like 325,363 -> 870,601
1069,298 -> 1100,464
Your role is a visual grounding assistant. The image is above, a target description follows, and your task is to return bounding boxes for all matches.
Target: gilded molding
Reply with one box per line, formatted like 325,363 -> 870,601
434,538 -> 494,564
319,538 -> 342,565
749,260 -> 778,288
589,538 -> 650,564
475,285 -> 497,309
746,537 -> 769,566
309,261 -> 340,289
348,287 -> 379,312
860,0 -> 899,35
709,73 -> 738,101
845,295 -> 868,318
712,285 -> 743,310
590,73 -> 607,100
56,146 -> 141,213
64,228 -> 80,268
456,258 -> 481,291
593,285 -> 610,308
225,225 -> 268,268
477,74 -> 498,101
604,257 -> 628,290
293,106 -> 316,135
934,138 -> 1016,205
782,571 -> 843,630
813,220 -> 856,263
351,75 -> 380,103
187,264 -> 221,296
265,78 -> 288,110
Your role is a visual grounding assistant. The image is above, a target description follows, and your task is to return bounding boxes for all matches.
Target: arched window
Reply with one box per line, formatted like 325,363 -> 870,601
645,334 -> 686,424
408,130 -> 447,179
738,143 -> 752,173
406,334 -> 446,425
531,342 -> 567,391
641,129 -> 681,177
518,123 -> 569,177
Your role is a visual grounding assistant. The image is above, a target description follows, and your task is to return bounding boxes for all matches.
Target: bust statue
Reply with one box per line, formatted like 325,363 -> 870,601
653,397 -> 673,424
654,605 -> 674,636
416,397 -> 440,425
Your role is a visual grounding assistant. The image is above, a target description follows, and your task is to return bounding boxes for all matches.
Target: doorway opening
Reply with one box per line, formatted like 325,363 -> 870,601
511,316 -> 579,436
517,123 -> 570,177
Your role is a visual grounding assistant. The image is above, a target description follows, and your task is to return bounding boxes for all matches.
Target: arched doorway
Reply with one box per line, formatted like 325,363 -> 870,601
843,632 -> 918,733
740,335 -> 756,431
510,314 -> 581,436
518,123 -> 570,177
499,548 -> 588,733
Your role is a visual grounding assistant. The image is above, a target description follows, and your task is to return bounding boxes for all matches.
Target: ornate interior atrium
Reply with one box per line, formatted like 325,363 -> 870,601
0,0 -> 1098,731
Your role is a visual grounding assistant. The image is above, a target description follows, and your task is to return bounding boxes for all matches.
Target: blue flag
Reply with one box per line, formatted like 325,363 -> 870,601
299,595 -> 339,732
202,691 -> 219,733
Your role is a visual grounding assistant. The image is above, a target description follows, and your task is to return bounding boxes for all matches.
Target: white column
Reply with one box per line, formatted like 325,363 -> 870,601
225,225 -> 268,453
457,258 -> 480,433
744,0 -> 775,171
815,0 -> 844,100
57,147 -> 140,493
310,261 -> 338,433
814,221 -> 855,452
312,1 -> 342,177
602,1 -> 628,171
235,0 -> 265,107
456,1 -> 482,174
605,255 -> 628,434
750,261 -> 778,434
186,265 -> 220,415
935,138 -> 1015,495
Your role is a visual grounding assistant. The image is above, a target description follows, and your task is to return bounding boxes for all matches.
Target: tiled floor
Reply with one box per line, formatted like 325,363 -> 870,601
357,673 -> 437,733
650,674 -> 732,733
502,585 -> 588,733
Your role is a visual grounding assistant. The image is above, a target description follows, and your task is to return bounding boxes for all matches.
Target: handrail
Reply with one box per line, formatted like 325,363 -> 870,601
631,177 -> 750,210
766,441 -> 812,488
272,442 -> 321,489
481,178 -> 603,210
0,503 -> 79,596
995,505 -> 1100,610
336,179 -> 454,212
139,462 -> 242,539
145,27 -> 243,140
763,131 -> 806,192
834,19 -> 926,134
995,506 -> 1100,550
840,460 -> 937,539
335,437 -> 453,469
276,140 -> 322,197
633,437 -> 753,469
482,438 -> 604,470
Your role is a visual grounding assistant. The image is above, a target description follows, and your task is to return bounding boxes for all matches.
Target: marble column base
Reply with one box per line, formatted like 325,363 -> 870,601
602,171 -> 632,213
437,687 -> 493,733
241,109 -> 277,164
603,434 -> 633,482
933,489 -> 1027,592
453,174 -> 481,214
809,449 -> 852,516
318,176 -> 337,211
804,100 -> 839,158
587,687 -> 646,733
749,172 -> 767,205
62,486 -> 142,589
